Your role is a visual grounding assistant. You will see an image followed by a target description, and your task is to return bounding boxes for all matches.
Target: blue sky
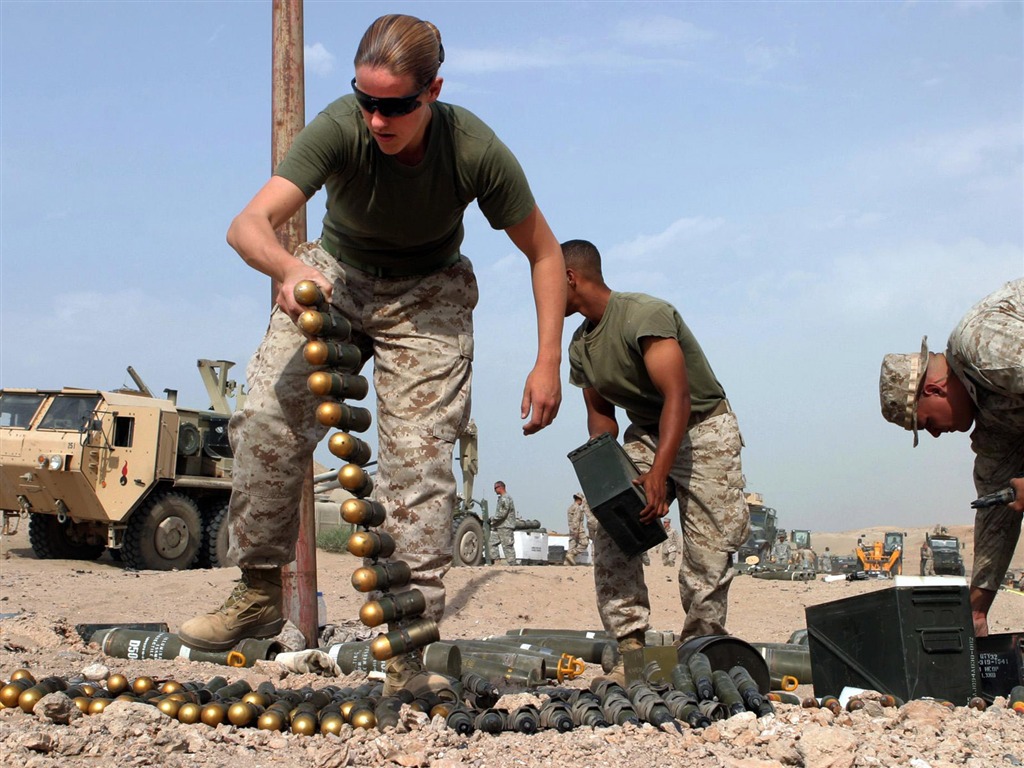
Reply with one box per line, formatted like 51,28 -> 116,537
2,1 -> 1021,535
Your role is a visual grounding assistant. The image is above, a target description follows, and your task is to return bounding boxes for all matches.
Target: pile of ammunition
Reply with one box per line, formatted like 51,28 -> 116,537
295,281 -> 438,661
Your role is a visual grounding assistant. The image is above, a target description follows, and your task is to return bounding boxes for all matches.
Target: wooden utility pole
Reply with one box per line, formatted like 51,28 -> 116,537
271,0 -> 317,649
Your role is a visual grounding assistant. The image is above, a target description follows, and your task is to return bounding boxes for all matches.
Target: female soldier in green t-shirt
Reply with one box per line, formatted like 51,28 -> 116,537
179,14 -> 565,694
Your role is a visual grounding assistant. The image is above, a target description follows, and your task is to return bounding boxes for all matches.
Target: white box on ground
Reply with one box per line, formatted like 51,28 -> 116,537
546,534 -> 592,564
513,531 -> 548,562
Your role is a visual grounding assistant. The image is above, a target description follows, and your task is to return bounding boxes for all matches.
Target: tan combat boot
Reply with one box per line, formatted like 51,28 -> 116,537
606,633 -> 645,687
564,552 -> 577,566
178,568 -> 284,651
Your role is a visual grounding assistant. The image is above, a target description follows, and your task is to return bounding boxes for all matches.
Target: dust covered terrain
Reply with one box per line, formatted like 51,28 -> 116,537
2,523 -> 1023,767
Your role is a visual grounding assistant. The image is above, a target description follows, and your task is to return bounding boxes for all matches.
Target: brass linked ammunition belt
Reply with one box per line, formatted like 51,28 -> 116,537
293,280 -> 438,664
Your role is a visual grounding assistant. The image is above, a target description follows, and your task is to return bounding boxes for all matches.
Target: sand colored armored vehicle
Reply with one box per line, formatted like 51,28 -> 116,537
0,360 -> 241,571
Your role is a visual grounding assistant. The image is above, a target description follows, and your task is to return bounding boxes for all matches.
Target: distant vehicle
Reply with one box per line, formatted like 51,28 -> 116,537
925,529 -> 965,576
855,531 -> 905,577
0,360 -> 241,571
451,420 -> 489,566
738,492 -> 778,566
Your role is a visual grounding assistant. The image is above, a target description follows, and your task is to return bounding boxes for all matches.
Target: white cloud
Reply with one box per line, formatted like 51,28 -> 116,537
305,42 -> 335,77
744,39 -> 798,73
613,16 -> 714,47
610,216 -> 727,264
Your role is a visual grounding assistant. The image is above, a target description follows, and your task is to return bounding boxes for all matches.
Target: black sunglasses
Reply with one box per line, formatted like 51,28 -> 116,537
351,78 -> 427,118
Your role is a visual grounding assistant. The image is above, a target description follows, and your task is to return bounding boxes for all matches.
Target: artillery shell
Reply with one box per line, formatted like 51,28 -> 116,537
359,590 -> 427,628
308,371 -> 369,400
348,530 -> 396,560
297,310 -> 353,340
370,618 -> 441,661
338,463 -> 374,497
341,498 -> 387,527
329,432 -> 373,466
293,280 -> 325,308
351,561 -> 413,593
303,340 -> 362,370
316,402 -> 372,432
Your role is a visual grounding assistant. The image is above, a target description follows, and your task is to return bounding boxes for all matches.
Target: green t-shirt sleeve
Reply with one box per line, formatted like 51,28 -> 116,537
273,111 -> 350,198
470,134 -> 536,231
628,302 -> 682,353
568,324 -> 591,389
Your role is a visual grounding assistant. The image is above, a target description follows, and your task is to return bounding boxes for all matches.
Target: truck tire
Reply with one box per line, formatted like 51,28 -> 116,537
196,501 -> 233,569
452,516 -> 484,566
28,514 -> 106,561
123,491 -> 202,571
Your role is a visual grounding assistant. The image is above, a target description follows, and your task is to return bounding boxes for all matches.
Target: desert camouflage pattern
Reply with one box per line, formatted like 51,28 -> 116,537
590,409 -> 750,642
227,241 -> 478,623
659,525 -> 681,567
488,492 -> 518,565
566,498 -> 591,561
946,279 -> 1024,592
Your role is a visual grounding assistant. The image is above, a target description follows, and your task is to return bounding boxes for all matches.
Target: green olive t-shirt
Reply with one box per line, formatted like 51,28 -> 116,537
274,97 -> 536,273
568,292 -> 727,429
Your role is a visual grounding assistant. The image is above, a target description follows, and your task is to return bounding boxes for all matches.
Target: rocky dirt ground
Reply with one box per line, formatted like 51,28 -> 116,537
2,522 -> 1023,768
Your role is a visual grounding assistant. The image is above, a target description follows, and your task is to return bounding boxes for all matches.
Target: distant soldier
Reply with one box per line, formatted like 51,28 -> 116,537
489,481 -> 518,565
660,518 -> 681,567
795,547 -> 817,571
920,540 -> 935,577
819,547 -> 833,574
565,492 -> 591,566
771,533 -> 791,566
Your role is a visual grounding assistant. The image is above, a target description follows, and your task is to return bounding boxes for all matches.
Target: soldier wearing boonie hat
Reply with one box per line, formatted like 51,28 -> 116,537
878,278 -> 1024,638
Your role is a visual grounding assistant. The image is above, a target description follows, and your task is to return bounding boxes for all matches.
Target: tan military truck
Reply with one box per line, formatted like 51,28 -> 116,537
0,360 -> 241,571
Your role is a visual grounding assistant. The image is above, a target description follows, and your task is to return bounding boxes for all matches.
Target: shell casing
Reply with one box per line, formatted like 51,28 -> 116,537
316,402 -> 372,432
160,680 -> 184,694
88,698 -> 114,715
72,697 -> 92,714
257,703 -> 291,731
18,677 -> 68,713
319,712 -> 345,736
242,691 -> 268,708
212,679 -> 253,701
329,432 -> 373,466
351,560 -> 413,593
308,372 -> 369,401
177,702 -> 202,724
200,701 -> 228,726
293,280 -> 326,308
348,698 -> 377,730
337,463 -> 374,497
341,498 -> 387,527
115,693 -> 142,703
303,340 -> 362,371
0,679 -> 34,709
348,530 -> 396,560
157,698 -> 183,718
370,618 -> 441,661
228,700 -> 263,727
297,309 -> 353,340
359,590 -> 427,628
105,674 -> 130,695
10,669 -> 35,683
131,676 -> 156,694
291,712 -> 318,736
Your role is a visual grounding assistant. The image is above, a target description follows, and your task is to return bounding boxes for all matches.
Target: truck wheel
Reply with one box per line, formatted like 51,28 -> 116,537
453,516 -> 484,566
28,514 -> 106,561
196,501 -> 233,569
123,491 -> 201,571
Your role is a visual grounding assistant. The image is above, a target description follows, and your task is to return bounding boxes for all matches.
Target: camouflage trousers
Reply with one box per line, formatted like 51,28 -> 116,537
227,242 -> 477,623
488,526 -> 517,565
567,505 -> 591,560
590,410 -> 750,642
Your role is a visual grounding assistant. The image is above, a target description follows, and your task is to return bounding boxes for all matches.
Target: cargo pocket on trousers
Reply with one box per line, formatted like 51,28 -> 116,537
723,469 -> 750,551
430,332 -> 474,444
